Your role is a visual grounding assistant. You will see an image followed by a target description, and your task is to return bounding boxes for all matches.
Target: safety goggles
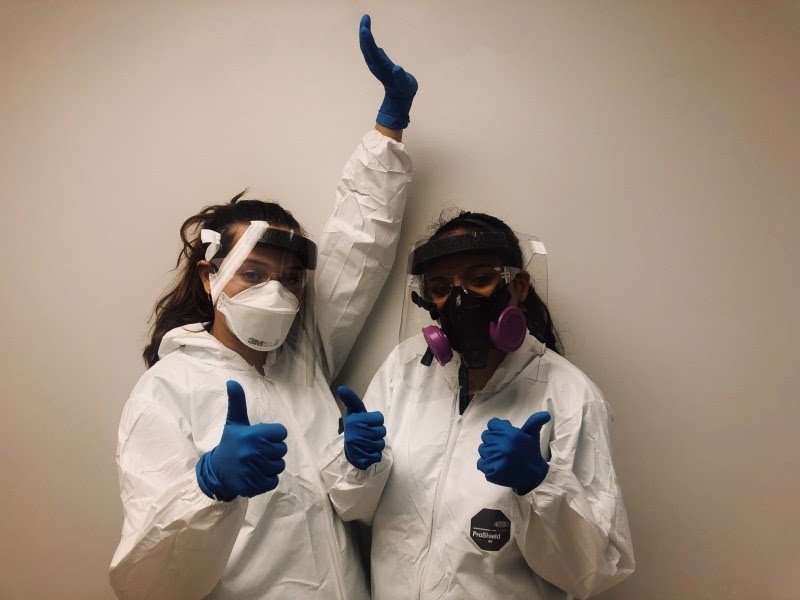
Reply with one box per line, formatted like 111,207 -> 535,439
422,265 -> 521,301
210,258 -> 308,294
202,221 -> 317,304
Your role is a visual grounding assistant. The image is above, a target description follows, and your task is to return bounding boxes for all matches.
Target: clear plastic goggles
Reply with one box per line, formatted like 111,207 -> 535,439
422,265 -> 521,302
210,258 -> 308,295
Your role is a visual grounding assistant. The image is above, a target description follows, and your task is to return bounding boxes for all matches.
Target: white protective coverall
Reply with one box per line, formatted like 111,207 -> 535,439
109,130 -> 411,599
321,334 -> 635,600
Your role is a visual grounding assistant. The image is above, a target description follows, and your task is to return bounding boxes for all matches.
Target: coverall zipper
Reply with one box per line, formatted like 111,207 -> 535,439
417,387 -> 463,599
265,379 -> 347,600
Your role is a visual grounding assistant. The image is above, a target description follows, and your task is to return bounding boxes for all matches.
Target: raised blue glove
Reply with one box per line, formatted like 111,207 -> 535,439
338,385 -> 386,470
196,380 -> 288,501
476,412 -> 551,495
359,14 -> 418,129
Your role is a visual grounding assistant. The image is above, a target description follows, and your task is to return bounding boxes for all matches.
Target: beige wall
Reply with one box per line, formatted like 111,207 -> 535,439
1,1 -> 797,598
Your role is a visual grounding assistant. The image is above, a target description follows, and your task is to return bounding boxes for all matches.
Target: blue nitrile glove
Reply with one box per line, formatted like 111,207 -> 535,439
359,14 -> 418,129
196,380 -> 288,501
476,412 -> 551,495
338,385 -> 387,470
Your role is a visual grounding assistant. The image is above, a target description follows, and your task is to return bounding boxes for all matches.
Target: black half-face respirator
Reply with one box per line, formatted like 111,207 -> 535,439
412,283 -> 527,369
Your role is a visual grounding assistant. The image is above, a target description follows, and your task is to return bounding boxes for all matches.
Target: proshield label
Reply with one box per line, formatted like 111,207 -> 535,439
470,508 -> 510,551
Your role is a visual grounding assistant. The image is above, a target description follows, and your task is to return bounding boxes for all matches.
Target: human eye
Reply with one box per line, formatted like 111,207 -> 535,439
280,269 -> 305,290
466,268 -> 499,288
240,269 -> 265,284
426,277 -> 452,299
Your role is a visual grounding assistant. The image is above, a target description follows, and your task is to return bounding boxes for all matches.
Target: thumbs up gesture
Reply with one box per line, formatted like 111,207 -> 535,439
196,380 -> 288,501
476,412 -> 551,495
338,385 -> 386,470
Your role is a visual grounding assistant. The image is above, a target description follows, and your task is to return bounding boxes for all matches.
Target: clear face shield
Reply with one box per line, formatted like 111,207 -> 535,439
399,230 -> 549,370
202,221 -> 319,387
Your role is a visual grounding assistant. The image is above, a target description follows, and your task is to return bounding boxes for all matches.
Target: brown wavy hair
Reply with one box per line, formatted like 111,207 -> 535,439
143,191 -> 303,367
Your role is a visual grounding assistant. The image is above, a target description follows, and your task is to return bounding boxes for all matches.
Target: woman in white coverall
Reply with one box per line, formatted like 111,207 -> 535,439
109,15 -> 416,599
322,212 -> 635,599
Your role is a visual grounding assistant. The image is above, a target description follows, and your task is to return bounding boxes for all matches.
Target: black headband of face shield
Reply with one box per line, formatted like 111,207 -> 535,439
213,228 -> 317,270
407,231 -> 513,275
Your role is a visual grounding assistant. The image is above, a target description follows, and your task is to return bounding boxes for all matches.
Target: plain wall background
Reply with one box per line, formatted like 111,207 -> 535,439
1,1 -> 798,598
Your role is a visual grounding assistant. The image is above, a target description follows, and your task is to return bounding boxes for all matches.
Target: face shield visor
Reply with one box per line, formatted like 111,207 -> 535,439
399,230 -> 549,369
202,221 -> 318,387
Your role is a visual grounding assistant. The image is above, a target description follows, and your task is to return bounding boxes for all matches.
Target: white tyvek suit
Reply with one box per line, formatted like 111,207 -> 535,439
321,334 -> 635,600
109,130 -> 411,599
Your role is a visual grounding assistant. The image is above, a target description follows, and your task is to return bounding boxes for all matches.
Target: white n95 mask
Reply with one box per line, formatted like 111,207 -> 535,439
216,280 -> 300,351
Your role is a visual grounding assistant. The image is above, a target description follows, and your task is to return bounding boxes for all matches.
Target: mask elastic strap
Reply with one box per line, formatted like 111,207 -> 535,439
208,221 -> 270,305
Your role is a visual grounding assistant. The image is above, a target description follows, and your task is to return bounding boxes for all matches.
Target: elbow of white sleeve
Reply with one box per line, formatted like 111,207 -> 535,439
515,464 -> 634,599
109,476 -> 247,600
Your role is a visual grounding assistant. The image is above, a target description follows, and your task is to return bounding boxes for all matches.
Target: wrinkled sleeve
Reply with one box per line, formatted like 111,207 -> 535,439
109,395 -> 247,600
514,395 -> 635,599
315,130 -> 412,382
319,434 -> 393,524
320,350 -> 396,524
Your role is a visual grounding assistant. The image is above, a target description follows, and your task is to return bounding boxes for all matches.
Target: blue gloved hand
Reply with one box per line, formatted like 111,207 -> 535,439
338,385 -> 386,470
359,14 -> 418,129
476,412 -> 551,495
196,380 -> 288,501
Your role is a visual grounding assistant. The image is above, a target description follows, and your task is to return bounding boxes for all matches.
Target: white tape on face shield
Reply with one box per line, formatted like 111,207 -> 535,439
216,280 -> 300,351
